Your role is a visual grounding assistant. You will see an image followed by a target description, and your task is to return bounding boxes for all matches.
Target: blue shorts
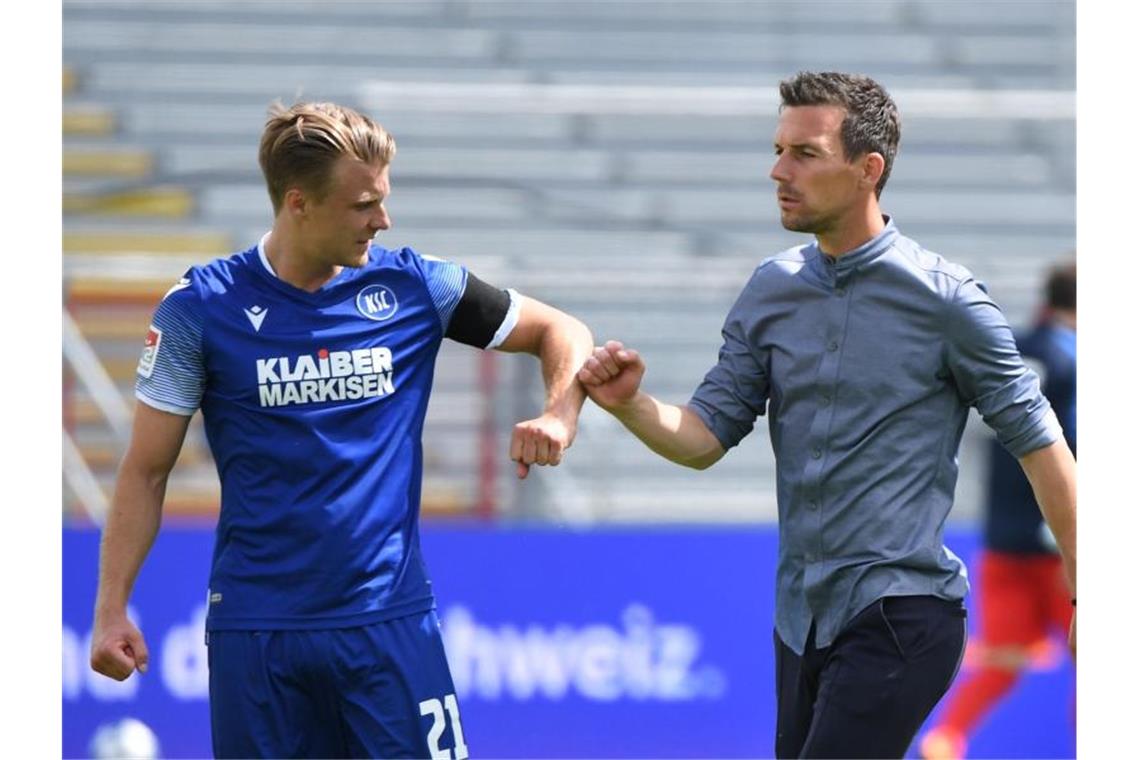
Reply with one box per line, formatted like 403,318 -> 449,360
207,610 -> 469,759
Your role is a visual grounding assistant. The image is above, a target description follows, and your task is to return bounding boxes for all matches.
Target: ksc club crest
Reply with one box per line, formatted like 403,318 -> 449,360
356,284 -> 398,321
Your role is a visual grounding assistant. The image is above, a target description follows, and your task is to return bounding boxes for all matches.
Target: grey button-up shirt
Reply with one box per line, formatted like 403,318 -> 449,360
688,217 -> 1061,654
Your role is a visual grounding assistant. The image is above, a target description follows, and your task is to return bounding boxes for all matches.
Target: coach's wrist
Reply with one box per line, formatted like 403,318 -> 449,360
605,390 -> 649,421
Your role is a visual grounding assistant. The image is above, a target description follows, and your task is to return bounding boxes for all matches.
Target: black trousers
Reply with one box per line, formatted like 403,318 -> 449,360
775,595 -> 967,759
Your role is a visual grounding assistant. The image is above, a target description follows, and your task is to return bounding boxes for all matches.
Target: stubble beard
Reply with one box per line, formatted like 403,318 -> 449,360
780,210 -> 820,234
779,207 -> 838,238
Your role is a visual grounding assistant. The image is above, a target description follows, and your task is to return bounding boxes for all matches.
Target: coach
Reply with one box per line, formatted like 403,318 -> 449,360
577,71 -> 1076,759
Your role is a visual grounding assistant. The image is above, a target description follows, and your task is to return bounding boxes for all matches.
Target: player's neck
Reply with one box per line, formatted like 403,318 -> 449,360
264,227 -> 342,293
816,202 -> 886,258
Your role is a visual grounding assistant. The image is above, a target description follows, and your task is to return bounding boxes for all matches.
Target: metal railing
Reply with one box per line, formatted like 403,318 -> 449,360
63,307 -> 132,524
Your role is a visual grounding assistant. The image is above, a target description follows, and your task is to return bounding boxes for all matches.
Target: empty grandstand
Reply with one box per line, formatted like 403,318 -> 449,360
63,0 -> 1075,524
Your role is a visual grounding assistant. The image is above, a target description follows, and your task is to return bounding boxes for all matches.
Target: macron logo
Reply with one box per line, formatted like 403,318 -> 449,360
244,306 -> 268,332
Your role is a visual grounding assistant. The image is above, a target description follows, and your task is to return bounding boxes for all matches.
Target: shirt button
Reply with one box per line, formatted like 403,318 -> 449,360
807,500 -> 818,511
812,448 -> 822,459
835,288 -> 846,297
821,394 -> 831,406
827,341 -> 839,352
805,553 -> 816,563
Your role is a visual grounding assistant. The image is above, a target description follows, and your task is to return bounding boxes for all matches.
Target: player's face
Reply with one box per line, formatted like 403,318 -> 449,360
305,158 -> 392,268
769,105 -> 866,236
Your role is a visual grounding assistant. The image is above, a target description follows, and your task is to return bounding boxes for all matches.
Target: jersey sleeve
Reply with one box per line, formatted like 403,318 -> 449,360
411,248 -> 517,349
134,275 -> 206,416
944,277 -> 1062,457
414,251 -> 467,330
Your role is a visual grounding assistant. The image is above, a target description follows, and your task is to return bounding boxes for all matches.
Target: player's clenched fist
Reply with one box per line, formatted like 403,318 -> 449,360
577,340 -> 646,412
90,612 -> 149,681
510,413 -> 575,479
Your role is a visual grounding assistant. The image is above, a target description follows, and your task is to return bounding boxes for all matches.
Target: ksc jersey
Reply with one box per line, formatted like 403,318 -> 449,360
136,237 -> 516,630
983,320 -> 1076,554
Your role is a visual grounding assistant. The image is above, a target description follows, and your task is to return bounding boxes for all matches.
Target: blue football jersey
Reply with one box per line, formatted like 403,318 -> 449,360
136,237 -> 516,630
983,320 -> 1076,554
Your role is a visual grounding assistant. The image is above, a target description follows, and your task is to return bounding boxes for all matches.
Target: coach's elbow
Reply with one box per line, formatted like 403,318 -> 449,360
678,446 -> 724,471
673,408 -> 725,470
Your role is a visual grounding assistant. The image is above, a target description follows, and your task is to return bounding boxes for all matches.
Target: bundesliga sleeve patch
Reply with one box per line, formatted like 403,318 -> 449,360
137,325 -> 162,378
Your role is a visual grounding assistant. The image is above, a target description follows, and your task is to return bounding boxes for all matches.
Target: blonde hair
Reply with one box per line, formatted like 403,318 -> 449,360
258,101 -> 397,214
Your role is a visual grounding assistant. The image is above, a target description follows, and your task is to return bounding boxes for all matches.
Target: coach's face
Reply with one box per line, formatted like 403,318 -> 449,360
301,157 -> 392,269
770,105 -> 866,236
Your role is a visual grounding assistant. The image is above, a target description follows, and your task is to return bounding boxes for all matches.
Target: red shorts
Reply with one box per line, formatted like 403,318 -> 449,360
976,549 -> 1072,647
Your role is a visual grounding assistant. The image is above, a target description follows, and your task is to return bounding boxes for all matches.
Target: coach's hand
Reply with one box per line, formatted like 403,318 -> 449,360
91,610 -> 149,681
511,412 -> 575,479
578,341 -> 646,413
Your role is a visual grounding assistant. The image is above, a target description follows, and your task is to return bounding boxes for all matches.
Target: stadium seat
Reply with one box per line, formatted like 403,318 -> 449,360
64,145 -> 153,177
63,19 -> 499,62
63,104 -> 117,136
64,229 -> 233,255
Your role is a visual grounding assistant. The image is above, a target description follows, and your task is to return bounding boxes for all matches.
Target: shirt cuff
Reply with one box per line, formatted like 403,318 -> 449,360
136,390 -> 197,417
1002,406 -> 1063,458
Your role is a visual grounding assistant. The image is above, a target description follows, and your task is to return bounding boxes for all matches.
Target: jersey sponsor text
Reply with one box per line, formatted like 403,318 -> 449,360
256,346 -> 395,407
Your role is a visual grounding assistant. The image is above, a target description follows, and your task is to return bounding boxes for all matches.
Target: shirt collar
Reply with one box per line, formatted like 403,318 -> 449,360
257,232 -> 278,278
816,215 -> 898,274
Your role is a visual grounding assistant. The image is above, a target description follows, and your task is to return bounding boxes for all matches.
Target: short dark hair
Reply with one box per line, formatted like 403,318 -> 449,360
1046,261 -> 1076,311
779,71 -> 901,198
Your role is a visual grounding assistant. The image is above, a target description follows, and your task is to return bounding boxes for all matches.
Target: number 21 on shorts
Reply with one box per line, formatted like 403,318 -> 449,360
419,693 -> 468,759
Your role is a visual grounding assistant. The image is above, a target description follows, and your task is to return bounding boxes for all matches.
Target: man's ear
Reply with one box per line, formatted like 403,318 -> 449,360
284,187 -> 308,218
861,152 -> 886,192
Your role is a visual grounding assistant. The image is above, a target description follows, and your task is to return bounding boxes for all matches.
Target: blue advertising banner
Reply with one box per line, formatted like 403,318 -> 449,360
63,525 -> 1074,758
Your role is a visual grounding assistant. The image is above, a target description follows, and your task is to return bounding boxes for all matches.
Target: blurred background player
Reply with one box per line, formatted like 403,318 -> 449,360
88,101 -> 593,758
920,261 -> 1077,760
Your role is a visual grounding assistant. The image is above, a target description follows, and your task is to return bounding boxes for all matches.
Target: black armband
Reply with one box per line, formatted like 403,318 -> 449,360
446,272 -> 512,348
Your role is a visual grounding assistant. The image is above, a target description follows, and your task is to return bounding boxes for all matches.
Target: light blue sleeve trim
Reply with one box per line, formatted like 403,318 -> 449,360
418,254 -> 466,331
134,282 -> 207,413
135,391 -> 197,417
486,288 -> 522,349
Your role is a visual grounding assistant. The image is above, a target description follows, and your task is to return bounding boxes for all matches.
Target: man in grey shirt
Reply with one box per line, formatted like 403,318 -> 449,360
578,72 -> 1077,759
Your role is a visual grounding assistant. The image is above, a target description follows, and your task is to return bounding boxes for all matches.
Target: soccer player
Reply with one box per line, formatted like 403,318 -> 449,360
89,101 -> 594,759
919,262 -> 1077,760
577,72 -> 1077,759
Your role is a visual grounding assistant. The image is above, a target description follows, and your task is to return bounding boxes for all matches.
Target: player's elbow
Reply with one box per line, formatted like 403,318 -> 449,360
513,302 -> 593,359
552,312 -> 593,356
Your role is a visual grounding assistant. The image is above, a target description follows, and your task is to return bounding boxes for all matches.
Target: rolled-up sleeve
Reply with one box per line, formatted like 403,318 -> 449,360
688,298 -> 770,451
944,277 -> 1061,457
